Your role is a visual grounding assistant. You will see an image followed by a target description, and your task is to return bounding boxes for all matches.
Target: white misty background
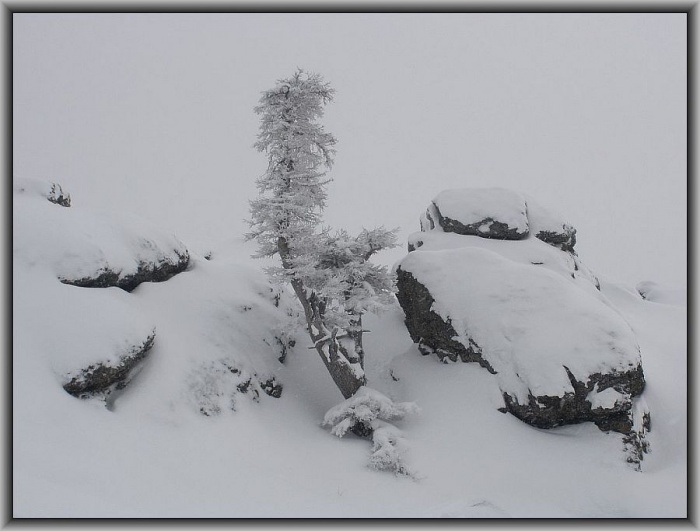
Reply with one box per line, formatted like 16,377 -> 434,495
10,13 -> 689,519
13,13 -> 686,286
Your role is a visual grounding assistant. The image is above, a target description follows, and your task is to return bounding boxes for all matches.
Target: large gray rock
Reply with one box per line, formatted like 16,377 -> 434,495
397,188 -> 650,467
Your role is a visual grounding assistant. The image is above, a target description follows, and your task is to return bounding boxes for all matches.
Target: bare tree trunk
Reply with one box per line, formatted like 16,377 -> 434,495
278,236 -> 365,399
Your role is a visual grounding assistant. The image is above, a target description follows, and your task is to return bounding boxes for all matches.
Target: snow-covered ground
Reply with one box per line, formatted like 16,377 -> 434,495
12,184 -> 687,518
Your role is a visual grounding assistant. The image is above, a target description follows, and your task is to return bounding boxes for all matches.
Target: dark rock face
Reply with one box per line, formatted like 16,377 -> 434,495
535,225 -> 577,253
429,202 -> 529,241
395,268 -> 495,373
63,331 -> 156,397
60,250 -> 190,292
440,214 -> 528,240
501,365 -> 645,432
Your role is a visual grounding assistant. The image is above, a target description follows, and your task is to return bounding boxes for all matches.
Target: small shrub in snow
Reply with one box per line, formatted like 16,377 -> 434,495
188,359 -> 282,416
323,387 -> 419,436
623,398 -> 652,471
323,387 -> 419,477
368,421 -> 415,476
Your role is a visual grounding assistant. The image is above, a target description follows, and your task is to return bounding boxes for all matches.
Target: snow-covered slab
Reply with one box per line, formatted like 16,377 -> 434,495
406,229 -> 599,295
430,188 -> 529,240
398,246 -> 642,402
13,179 -> 189,291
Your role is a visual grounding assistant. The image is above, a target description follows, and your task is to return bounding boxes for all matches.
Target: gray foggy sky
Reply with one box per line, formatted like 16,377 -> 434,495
13,13 -> 686,285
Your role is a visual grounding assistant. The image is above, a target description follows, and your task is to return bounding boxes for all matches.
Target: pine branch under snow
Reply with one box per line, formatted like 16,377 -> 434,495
323,387 -> 419,436
322,387 -> 420,477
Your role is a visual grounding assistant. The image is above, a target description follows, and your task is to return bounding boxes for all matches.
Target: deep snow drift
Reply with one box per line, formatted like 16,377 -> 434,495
12,181 -> 687,517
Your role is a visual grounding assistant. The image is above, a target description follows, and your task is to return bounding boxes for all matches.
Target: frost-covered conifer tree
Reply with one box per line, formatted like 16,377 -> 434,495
247,69 -> 398,400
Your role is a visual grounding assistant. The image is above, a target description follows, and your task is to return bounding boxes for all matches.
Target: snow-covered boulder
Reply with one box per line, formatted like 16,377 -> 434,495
525,195 -> 577,252
13,178 -> 190,292
421,188 -> 529,240
397,188 -> 649,462
14,262 -> 159,403
63,330 -> 156,398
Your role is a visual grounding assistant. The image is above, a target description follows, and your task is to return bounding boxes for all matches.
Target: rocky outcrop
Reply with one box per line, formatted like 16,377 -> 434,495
63,330 -> 156,398
534,225 -> 576,252
59,249 -> 190,292
16,178 -> 289,418
14,178 -> 71,207
525,196 -> 577,253
500,365 -> 645,432
423,188 -> 530,240
397,188 -> 650,467
46,183 -> 72,207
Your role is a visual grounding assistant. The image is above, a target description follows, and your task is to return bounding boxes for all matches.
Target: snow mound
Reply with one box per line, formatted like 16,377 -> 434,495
13,177 -> 189,291
14,266 -> 157,395
130,252 -> 296,417
636,281 -> 686,306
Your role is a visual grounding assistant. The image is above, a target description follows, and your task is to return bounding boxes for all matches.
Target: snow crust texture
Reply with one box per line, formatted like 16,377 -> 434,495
397,188 -> 650,466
